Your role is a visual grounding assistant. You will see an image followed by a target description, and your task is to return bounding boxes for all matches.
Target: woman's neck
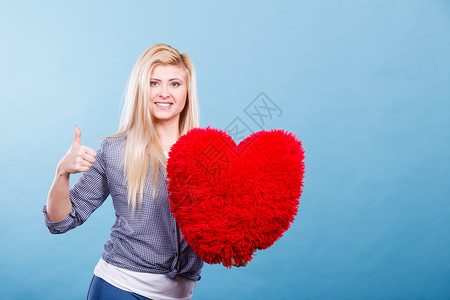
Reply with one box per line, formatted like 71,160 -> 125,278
154,118 -> 179,151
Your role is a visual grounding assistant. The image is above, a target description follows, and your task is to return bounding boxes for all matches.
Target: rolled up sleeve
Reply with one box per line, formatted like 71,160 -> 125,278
43,138 -> 111,234
42,205 -> 78,234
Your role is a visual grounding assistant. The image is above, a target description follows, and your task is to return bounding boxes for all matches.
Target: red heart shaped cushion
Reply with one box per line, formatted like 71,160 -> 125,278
166,126 -> 305,267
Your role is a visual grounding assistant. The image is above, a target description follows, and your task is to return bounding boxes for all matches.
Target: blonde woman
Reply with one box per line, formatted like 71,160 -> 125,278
43,44 -> 234,300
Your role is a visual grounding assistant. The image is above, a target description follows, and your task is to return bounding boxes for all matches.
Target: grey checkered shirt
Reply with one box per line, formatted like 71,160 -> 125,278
43,136 -> 203,281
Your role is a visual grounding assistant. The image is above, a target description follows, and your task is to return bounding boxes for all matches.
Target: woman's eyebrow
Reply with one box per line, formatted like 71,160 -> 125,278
150,78 -> 183,81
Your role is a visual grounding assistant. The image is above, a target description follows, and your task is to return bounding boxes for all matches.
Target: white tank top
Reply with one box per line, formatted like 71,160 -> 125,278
93,258 -> 196,300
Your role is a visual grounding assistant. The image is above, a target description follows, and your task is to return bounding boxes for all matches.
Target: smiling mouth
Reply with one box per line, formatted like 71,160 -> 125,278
155,102 -> 173,108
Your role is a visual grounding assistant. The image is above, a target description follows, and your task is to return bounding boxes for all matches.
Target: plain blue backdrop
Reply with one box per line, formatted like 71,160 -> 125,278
1,0 -> 449,299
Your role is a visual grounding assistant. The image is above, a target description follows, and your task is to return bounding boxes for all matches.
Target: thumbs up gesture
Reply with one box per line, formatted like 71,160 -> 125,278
57,125 -> 97,176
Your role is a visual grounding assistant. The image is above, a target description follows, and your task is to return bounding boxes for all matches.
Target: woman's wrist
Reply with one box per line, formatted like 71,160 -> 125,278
56,160 -> 70,178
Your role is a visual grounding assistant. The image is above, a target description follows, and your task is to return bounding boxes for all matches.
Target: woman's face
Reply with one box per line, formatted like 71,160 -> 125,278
149,64 -> 187,124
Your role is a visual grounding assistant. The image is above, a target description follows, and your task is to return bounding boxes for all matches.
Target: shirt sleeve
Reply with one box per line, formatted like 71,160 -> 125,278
43,138 -> 111,234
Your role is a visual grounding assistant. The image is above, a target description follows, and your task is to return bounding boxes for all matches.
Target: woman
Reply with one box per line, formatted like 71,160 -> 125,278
43,43 -> 248,300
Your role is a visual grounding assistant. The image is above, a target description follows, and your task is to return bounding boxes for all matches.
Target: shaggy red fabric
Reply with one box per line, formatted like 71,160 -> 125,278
166,126 -> 305,268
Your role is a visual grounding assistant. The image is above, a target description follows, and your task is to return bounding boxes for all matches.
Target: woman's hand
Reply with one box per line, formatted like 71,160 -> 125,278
224,257 -> 249,268
46,125 -> 96,222
57,125 -> 97,176
222,250 -> 257,268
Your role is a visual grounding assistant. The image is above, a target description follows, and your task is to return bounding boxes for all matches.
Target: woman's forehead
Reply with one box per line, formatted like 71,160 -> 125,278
151,64 -> 186,79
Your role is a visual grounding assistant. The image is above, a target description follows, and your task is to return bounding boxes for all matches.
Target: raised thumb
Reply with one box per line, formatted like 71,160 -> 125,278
73,125 -> 81,145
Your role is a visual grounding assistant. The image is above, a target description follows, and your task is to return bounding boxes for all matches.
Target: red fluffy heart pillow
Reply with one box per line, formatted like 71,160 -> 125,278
166,126 -> 305,267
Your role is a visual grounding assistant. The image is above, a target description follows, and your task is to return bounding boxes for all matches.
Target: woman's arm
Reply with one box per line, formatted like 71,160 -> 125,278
46,169 -> 71,222
46,125 -> 97,222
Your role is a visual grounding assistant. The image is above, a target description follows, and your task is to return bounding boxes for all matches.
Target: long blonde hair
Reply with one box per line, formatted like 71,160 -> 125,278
110,43 -> 199,212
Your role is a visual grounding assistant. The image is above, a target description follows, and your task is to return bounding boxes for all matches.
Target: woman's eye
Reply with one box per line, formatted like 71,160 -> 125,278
170,82 -> 181,87
150,81 -> 159,86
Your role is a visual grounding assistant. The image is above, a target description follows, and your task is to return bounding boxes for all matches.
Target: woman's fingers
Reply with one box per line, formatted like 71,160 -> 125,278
222,257 -> 239,267
81,151 -> 96,164
57,127 -> 98,175
76,148 -> 97,171
79,158 -> 93,168
79,166 -> 90,172
82,146 -> 97,158
223,250 -> 256,268
239,259 -> 248,267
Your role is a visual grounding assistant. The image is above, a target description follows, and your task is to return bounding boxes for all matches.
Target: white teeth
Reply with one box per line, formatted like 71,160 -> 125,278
156,102 -> 172,107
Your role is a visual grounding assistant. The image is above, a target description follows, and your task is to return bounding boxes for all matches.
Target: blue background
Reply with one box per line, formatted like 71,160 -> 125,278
1,0 -> 449,299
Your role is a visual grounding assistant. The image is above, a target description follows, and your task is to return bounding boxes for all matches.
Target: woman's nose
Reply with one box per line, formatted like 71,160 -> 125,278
159,85 -> 169,98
